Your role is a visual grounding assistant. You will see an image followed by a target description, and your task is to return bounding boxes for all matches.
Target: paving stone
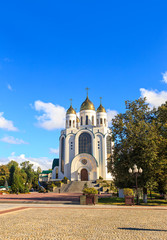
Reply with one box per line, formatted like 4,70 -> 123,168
0,207 -> 166,240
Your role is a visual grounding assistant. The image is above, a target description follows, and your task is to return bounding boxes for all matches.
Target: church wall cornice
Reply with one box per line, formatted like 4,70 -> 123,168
66,132 -> 75,138
95,131 -> 105,138
75,128 -> 95,139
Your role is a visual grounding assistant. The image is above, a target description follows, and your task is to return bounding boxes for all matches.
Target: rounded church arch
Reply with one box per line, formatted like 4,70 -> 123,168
71,153 -> 98,181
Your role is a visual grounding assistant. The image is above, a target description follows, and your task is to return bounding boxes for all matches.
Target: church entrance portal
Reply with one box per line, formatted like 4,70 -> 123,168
81,168 -> 88,181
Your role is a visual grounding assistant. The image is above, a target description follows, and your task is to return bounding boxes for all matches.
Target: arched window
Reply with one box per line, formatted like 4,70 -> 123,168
100,118 -> 103,124
66,120 -> 68,128
73,120 -> 75,127
92,116 -> 94,125
104,118 -> 106,126
61,137 -> 65,173
69,120 -> 71,127
86,115 -> 88,125
79,132 -> 92,154
106,136 -> 112,158
97,119 -> 99,125
81,117 -> 83,125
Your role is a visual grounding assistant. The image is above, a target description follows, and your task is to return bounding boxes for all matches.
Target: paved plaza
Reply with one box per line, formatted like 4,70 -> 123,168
0,204 -> 166,240
0,192 -> 81,204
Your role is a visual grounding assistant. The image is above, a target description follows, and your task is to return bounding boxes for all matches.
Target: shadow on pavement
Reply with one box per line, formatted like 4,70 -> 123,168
118,227 -> 167,232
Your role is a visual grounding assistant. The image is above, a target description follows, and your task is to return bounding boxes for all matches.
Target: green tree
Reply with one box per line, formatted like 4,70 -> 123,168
11,168 -> 27,193
108,98 -> 160,190
20,161 -> 34,189
7,160 -> 27,193
155,102 -> 167,194
7,160 -> 19,186
0,165 -> 9,185
32,167 -> 42,190
146,177 -> 158,199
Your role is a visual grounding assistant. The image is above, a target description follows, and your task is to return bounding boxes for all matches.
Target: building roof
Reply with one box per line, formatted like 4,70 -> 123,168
80,96 -> 95,111
52,158 -> 59,170
66,105 -> 76,115
97,104 -> 106,113
41,170 -> 52,174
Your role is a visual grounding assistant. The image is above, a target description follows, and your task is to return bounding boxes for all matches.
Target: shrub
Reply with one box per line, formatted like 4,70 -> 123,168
110,182 -> 117,192
56,181 -> 62,184
83,182 -> 88,189
63,176 -> 68,181
54,181 -> 62,187
38,186 -> 46,193
99,176 -> 103,180
47,183 -> 56,191
124,188 -> 134,196
83,187 -> 98,195
49,183 -> 56,188
0,190 -> 9,194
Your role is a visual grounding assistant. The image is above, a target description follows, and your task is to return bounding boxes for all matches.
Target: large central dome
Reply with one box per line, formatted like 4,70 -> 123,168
80,96 -> 95,111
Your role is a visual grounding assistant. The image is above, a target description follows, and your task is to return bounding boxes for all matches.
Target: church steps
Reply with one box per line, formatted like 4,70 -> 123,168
52,180 -> 110,193
65,181 -> 95,193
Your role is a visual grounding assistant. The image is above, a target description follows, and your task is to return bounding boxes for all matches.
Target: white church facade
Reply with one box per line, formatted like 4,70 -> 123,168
52,92 -> 113,181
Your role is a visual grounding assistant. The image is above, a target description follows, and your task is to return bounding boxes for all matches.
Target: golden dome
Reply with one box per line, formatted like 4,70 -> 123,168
66,105 -> 76,115
76,117 -> 80,123
80,96 -> 95,111
97,104 -> 106,113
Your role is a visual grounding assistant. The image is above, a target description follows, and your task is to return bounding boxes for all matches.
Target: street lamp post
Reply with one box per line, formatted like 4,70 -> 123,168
129,164 -> 143,205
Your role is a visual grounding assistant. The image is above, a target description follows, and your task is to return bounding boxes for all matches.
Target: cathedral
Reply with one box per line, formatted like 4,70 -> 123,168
52,91 -> 113,181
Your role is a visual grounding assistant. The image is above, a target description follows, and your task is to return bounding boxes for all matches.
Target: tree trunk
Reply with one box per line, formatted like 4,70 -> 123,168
150,190 -> 152,200
143,187 -> 147,203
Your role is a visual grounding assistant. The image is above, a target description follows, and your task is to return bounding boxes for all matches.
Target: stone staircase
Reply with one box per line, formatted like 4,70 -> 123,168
65,181 -> 94,193
53,180 -> 111,194
54,181 -> 95,193
53,183 -> 70,193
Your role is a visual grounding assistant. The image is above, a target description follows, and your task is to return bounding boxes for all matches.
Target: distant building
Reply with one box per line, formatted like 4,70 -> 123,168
52,92 -> 113,181
39,170 -> 52,182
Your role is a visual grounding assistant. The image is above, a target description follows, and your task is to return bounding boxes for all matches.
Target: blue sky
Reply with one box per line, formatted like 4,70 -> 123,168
0,0 -> 167,169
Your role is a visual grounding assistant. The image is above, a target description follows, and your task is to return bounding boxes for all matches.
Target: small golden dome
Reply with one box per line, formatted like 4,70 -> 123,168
80,96 -> 95,111
76,117 -> 80,123
66,105 -> 76,115
97,104 -> 106,113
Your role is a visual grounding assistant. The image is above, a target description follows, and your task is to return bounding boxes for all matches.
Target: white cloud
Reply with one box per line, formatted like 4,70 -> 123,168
7,84 -> 12,91
0,153 -> 52,170
162,71 -> 167,83
140,88 -> 167,108
107,109 -> 118,126
0,112 -> 18,131
34,100 -> 66,130
49,148 -> 59,155
0,136 -> 28,144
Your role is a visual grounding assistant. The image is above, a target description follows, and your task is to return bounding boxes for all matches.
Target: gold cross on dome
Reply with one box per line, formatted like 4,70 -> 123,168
86,87 -> 90,97
70,98 -> 72,106
100,97 -> 102,104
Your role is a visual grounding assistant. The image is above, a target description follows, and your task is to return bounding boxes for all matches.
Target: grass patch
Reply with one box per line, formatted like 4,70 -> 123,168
98,197 -> 125,205
98,196 -> 167,206
140,199 -> 167,206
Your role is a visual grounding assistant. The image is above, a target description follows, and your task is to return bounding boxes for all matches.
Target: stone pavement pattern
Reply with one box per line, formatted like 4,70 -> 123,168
0,206 -> 166,240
